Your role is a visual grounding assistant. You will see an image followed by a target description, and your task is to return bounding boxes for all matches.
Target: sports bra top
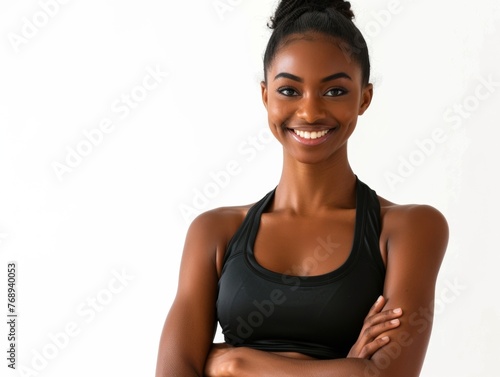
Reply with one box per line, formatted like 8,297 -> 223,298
216,177 -> 386,359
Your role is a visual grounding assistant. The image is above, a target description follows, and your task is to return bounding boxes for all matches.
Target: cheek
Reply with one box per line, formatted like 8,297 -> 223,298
267,101 -> 286,126
336,100 -> 360,122
340,108 -> 357,121
266,101 -> 291,141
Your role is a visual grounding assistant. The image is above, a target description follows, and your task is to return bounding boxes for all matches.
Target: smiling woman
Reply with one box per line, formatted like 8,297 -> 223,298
154,1 -> 448,377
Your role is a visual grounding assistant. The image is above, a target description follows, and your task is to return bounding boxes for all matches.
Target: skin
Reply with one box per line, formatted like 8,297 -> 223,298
155,32 -> 448,377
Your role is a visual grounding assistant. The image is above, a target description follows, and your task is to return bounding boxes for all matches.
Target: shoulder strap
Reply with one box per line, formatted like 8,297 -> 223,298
222,188 -> 276,267
357,178 -> 386,276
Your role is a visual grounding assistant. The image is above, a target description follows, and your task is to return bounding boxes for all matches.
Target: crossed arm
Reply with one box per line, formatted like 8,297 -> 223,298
204,296 -> 403,376
155,204 -> 448,377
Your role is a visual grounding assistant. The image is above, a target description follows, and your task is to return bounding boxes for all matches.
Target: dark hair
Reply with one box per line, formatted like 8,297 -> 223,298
263,0 -> 370,86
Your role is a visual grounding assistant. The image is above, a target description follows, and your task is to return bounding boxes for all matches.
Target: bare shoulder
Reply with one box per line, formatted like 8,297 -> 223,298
378,196 -> 448,234
186,203 -> 254,277
188,204 -> 253,236
378,195 -> 449,260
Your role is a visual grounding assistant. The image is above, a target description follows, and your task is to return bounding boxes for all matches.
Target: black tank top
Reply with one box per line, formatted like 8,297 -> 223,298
216,177 -> 386,359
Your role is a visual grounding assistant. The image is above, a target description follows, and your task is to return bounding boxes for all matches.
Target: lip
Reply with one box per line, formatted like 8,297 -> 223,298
287,127 -> 337,146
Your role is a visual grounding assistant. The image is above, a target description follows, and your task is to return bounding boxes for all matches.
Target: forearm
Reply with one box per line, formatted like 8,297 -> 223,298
232,348 -> 379,377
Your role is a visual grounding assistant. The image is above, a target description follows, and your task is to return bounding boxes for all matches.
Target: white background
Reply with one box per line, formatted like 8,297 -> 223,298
1,0 -> 499,376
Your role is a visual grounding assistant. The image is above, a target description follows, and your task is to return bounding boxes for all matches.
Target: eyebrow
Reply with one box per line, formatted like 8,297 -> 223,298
273,72 -> 352,82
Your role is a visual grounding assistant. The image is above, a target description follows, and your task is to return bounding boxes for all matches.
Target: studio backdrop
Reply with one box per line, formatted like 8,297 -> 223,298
0,0 -> 499,376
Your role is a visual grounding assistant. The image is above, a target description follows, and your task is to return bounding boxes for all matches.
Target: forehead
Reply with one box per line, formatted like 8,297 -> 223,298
269,33 -> 362,81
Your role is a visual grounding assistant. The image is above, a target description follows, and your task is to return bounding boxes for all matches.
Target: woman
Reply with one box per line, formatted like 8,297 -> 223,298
155,1 -> 448,376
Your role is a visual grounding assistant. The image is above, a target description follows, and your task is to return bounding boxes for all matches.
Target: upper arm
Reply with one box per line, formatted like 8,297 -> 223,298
155,211 -> 223,377
371,205 -> 449,377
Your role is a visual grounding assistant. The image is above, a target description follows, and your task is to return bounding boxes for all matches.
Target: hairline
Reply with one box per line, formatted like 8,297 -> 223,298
263,32 -> 365,86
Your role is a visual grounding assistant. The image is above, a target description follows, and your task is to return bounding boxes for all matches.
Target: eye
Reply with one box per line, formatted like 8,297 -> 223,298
277,87 -> 299,97
325,88 -> 347,97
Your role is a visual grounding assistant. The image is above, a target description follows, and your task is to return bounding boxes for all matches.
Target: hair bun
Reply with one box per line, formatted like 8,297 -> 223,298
329,0 -> 354,20
268,0 -> 355,30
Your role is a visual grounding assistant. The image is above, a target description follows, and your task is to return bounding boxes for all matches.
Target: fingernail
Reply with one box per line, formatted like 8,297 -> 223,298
376,295 -> 383,303
393,308 -> 402,314
382,336 -> 389,341
391,319 -> 400,325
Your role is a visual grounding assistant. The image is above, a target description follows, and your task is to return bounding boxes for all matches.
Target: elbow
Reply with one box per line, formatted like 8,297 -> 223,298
361,359 -> 422,377
155,349 -> 204,377
155,362 -> 202,377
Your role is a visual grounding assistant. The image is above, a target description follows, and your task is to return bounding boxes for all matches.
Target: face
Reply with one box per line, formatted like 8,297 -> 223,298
261,33 -> 373,165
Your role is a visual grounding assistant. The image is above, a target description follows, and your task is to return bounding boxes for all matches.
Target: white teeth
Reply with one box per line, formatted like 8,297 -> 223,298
293,129 -> 330,139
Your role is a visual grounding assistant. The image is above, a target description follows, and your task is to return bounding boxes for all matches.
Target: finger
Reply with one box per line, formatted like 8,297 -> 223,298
354,311 -> 401,351
366,295 -> 385,317
361,317 -> 401,341
358,336 -> 390,359
364,307 -> 403,328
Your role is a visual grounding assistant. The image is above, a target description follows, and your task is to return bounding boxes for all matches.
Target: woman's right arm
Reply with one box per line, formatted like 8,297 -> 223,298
155,211 -> 226,377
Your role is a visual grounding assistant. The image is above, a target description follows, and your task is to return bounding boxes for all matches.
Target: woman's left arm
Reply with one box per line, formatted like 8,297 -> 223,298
208,204 -> 449,377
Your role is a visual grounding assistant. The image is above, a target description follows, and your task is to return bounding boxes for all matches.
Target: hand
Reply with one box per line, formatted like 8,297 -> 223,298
204,343 -> 237,377
347,296 -> 403,359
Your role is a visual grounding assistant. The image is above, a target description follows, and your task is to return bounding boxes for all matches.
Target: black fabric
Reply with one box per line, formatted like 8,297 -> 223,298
216,177 -> 386,359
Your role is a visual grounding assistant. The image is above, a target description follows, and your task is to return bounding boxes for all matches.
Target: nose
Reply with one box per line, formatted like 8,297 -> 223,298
295,94 -> 328,124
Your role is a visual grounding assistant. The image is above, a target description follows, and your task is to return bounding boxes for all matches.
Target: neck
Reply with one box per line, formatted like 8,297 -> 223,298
273,148 -> 357,215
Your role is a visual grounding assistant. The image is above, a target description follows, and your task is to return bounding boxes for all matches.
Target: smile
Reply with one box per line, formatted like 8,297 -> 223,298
286,127 -> 337,145
292,129 -> 330,140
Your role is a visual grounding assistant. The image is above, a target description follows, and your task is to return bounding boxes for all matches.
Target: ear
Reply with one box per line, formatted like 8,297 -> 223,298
260,80 -> 268,110
358,83 -> 373,115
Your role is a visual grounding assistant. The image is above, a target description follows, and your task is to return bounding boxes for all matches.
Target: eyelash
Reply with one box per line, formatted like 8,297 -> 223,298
276,87 -> 348,97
